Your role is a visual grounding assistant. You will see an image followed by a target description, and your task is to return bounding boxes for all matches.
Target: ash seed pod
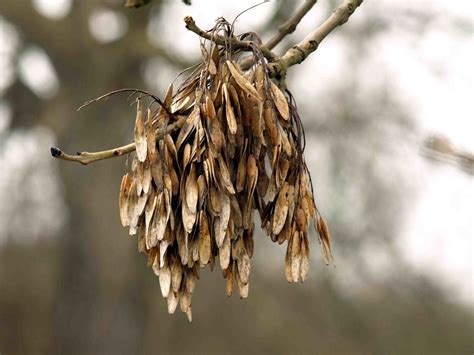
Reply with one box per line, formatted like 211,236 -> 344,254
134,101 -> 147,162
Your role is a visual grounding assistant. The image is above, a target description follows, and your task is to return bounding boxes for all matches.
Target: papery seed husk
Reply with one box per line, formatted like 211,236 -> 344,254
300,232 -> 310,281
272,183 -> 289,235
182,194 -> 196,234
199,214 -> 211,265
164,134 -> 177,162
235,270 -> 249,299
270,80 -> 289,121
290,231 -> 301,282
226,263 -> 234,297
237,252 -> 251,285
186,268 -> 197,294
167,291 -> 178,314
226,60 -> 260,102
219,234 -> 231,270
217,156 -> 236,195
119,174 -> 132,227
179,290 -> 191,313
159,264 -> 171,298
134,101 -> 147,162
146,109 -> 156,159
236,154 -> 247,193
185,165 -> 198,214
171,257 -> 183,293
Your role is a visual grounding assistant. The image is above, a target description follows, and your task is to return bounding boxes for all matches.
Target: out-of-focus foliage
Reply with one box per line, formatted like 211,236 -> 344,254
0,1 -> 472,354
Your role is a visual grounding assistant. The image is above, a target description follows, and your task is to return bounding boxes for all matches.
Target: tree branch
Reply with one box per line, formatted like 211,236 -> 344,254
183,16 -> 278,62
265,0 -> 317,50
268,0 -> 363,76
50,116 -> 186,165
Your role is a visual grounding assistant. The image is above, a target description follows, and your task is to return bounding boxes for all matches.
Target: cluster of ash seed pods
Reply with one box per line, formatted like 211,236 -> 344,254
119,29 -> 331,321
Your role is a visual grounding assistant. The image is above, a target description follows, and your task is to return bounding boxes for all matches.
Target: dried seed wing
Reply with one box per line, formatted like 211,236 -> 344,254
164,134 -> 177,162
164,82 -> 173,109
226,263 -> 234,297
169,166 -> 179,196
119,174 -> 132,227
182,143 -> 191,169
159,240 -> 169,268
209,185 -> 221,215
198,214 -> 211,265
217,156 -> 236,194
144,189 -> 157,238
155,196 -> 167,242
290,231 -> 301,282
228,84 -> 242,118
167,291 -> 178,314
176,106 -> 199,150
270,81 -> 289,121
186,268 -> 197,293
237,252 -> 251,285
263,105 -> 280,146
214,216 -> 225,248
159,264 -> 171,298
182,197 -> 196,234
272,183 -> 289,235
146,109 -> 156,159
185,307 -> 193,322
226,60 -> 260,101
236,272 -> 249,299
279,126 -> 293,157
179,290 -> 191,313
197,174 -> 206,208
171,258 -> 183,293
236,154 -> 247,193
300,232 -> 310,281
319,217 -> 333,265
219,234 -> 231,270
143,160 -> 152,194
223,83 -> 237,134
219,191 -> 231,237
285,237 -> 293,282
229,195 -> 242,228
246,154 -> 258,200
185,165 -> 198,214
134,101 -> 147,162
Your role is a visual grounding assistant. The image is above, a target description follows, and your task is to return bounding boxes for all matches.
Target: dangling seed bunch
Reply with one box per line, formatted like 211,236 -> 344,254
118,18 -> 332,321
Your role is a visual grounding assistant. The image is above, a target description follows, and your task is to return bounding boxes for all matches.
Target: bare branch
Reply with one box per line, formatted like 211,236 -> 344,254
51,116 -> 186,165
183,16 -> 278,62
265,0 -> 317,50
268,0 -> 363,76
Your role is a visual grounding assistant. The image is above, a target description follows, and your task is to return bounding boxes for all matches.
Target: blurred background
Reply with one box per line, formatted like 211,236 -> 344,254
0,0 -> 472,354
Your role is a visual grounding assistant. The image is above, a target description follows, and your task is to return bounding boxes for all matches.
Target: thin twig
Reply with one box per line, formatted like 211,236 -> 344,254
184,16 -> 277,62
268,0 -> 363,76
239,0 -> 317,71
78,88 -> 174,120
51,116 -> 186,165
265,0 -> 317,50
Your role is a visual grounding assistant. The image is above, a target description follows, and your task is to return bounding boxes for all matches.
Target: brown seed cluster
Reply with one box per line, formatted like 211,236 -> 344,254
119,37 -> 331,321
